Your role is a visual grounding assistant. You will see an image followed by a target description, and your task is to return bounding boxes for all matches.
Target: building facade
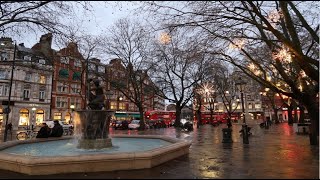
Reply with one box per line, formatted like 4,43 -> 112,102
0,37 -> 53,131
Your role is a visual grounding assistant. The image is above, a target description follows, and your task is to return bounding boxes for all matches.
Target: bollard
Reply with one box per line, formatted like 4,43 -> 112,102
242,124 -> 249,144
222,128 -> 233,143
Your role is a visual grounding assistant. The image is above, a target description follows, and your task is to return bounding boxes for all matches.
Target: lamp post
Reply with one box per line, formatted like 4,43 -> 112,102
3,42 -> 16,142
235,77 -> 249,144
31,107 -> 36,131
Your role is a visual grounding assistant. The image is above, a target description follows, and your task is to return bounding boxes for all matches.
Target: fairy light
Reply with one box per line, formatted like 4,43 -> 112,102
272,46 -> 292,63
276,82 -> 281,87
229,38 -> 246,50
267,10 -> 283,28
298,84 -> 303,91
266,76 -> 272,81
300,70 -> 307,78
248,63 -> 256,71
159,32 -> 171,44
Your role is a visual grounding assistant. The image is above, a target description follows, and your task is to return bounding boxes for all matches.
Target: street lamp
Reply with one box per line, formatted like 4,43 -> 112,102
31,107 -> 36,131
3,41 -> 17,142
235,77 -> 249,144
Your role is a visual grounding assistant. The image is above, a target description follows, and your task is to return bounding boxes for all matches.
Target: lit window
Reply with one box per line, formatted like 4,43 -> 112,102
110,102 -> 117,110
39,75 -> 46,84
54,112 -> 62,120
19,109 -> 29,126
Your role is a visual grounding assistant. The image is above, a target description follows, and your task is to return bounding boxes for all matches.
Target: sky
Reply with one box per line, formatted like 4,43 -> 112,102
14,1 -> 140,49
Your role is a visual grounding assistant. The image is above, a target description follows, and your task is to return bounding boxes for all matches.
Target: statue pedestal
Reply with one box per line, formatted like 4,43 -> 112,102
78,138 -> 112,149
75,110 -> 115,149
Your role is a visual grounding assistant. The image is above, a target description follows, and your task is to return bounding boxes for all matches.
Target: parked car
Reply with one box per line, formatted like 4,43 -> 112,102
128,120 -> 149,130
114,120 -> 129,130
128,120 -> 140,130
44,120 -> 72,128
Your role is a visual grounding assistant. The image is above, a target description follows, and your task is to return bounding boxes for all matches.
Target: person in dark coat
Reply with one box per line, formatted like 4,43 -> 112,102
49,120 -> 63,137
36,123 -> 50,138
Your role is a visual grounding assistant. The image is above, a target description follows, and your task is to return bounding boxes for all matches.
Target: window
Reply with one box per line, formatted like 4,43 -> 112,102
23,89 -> 30,99
0,52 -> 8,61
58,69 -> 69,78
89,63 -> 96,71
0,70 -> 8,79
57,82 -> 68,93
0,84 -> 9,96
39,91 -> 45,100
24,55 -> 32,61
25,72 -> 32,81
54,112 -> 62,120
39,75 -> 46,84
39,59 -> 46,64
255,103 -> 261,109
72,72 -> 81,81
71,83 -> 81,94
61,57 -> 69,64
119,102 -> 126,110
19,109 -> 29,126
248,103 -> 252,109
0,108 -> 3,125
70,97 -> 81,109
98,66 -> 105,73
110,102 -> 117,110
74,59 -> 82,67
56,97 -> 67,108
35,109 -> 44,125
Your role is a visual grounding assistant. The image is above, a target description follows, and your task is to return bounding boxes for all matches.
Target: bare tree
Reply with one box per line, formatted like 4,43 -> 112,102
150,29 -> 213,127
139,1 -> 319,145
0,1 -> 95,38
103,18 -> 154,130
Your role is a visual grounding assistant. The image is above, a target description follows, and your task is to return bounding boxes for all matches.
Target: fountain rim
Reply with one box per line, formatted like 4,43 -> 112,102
0,135 -> 190,158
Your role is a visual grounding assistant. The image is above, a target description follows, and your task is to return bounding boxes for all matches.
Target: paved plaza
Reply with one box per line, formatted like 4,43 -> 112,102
0,123 -> 318,179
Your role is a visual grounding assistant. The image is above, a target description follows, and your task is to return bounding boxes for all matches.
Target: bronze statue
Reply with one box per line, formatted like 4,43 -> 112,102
88,79 -> 105,110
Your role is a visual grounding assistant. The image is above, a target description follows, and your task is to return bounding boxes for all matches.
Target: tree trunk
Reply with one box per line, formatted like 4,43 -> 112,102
300,94 -> 319,145
175,108 -> 182,127
287,105 -> 293,125
196,109 -> 202,128
299,105 -> 305,123
293,108 -> 298,123
273,108 -> 279,124
138,106 -> 145,131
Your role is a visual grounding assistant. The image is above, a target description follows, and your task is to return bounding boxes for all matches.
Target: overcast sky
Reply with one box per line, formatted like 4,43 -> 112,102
15,1 -> 139,49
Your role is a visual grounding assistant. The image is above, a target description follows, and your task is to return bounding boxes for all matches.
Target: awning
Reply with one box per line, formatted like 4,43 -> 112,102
129,114 -> 141,118
72,72 -> 81,80
59,69 -> 69,78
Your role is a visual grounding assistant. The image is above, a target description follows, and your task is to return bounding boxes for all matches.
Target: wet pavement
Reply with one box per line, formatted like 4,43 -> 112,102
0,123 -> 318,179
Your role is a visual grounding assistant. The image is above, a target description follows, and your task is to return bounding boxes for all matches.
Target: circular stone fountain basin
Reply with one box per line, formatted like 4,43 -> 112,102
0,135 -> 191,175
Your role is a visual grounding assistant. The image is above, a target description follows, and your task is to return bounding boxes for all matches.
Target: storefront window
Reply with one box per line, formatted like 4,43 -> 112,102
35,109 -> 44,125
19,109 -> 29,126
110,102 -> 117,110
54,112 -> 62,120
65,112 -> 71,123
0,108 -> 3,126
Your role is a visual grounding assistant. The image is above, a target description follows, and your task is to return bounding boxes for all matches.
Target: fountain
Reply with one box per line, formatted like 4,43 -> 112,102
0,79 -> 191,175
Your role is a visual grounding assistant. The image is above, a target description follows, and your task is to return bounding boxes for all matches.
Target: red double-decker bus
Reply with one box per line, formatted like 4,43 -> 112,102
145,110 -> 176,126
